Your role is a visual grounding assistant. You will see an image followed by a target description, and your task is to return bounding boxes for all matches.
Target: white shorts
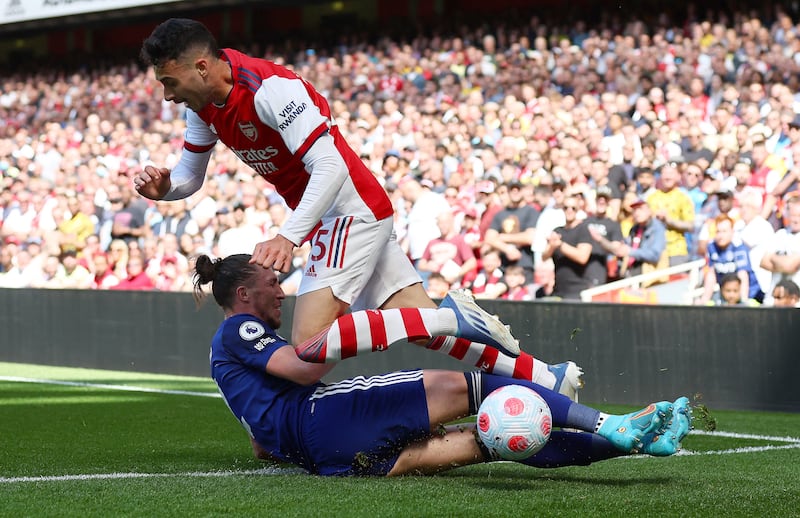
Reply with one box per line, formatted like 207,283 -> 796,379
297,216 -> 421,311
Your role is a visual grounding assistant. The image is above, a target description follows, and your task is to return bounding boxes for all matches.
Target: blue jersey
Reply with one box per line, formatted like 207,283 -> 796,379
707,241 -> 762,299
210,313 -> 316,468
210,314 -> 430,475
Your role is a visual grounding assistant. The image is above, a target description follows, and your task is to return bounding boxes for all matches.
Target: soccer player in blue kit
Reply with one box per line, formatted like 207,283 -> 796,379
195,253 -> 692,476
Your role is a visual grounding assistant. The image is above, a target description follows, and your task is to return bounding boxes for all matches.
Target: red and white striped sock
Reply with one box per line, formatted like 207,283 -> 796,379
295,308 -> 457,363
425,336 -> 556,388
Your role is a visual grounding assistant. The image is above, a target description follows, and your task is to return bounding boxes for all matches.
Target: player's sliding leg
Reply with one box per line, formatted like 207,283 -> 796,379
436,289 -> 520,356
390,424 -> 664,476
295,289 -> 583,401
425,290 -> 584,399
640,396 -> 694,456
425,336 -> 583,399
463,372 -> 676,454
294,307 -> 450,362
295,291 -> 520,362
520,431 -> 625,467
375,286 -> 583,399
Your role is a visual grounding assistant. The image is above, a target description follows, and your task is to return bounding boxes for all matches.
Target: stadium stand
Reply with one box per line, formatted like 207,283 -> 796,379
1,0 -> 799,307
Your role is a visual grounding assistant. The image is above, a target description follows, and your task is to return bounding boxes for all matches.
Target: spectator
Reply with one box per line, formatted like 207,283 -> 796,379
216,203 -> 265,258
247,190 -> 274,233
97,184 -> 123,251
31,255 -> 63,289
726,160 -> 758,200
680,126 -> 714,164
2,190 -> 36,242
110,184 -> 149,246
1,240 -> 17,273
459,208 -> 483,256
681,162 -> 708,216
475,180 -> 504,239
483,180 -> 539,283
747,139 -> 786,204
592,198 -> 667,279
0,247 -> 39,288
79,234 -> 105,273
417,211 -> 477,289
501,265 -> 533,301
424,272 -> 451,300
735,189 -> 775,294
57,194 -> 96,254
692,168 -> 726,256
606,145 -> 637,202
699,215 -> 763,305
150,199 -> 198,240
632,167 -> 657,198
696,187 -> 740,257
154,256 -> 190,292
777,115 -> 800,168
531,179 -> 567,266
760,196 -> 800,305
708,273 -> 758,306
617,190 -> 639,237
51,249 -> 93,289
467,249 -> 506,299
146,233 -> 189,285
22,237 -> 46,274
585,186 -> 624,284
646,162 -> 695,266
762,145 -> 800,228
105,239 -> 129,279
530,260 -> 556,299
398,175 -> 450,274
110,254 -> 156,291
542,196 -> 593,300
90,253 -> 120,290
770,279 -> 800,308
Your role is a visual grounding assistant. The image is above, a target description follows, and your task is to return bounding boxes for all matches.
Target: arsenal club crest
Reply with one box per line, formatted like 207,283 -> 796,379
238,121 -> 259,142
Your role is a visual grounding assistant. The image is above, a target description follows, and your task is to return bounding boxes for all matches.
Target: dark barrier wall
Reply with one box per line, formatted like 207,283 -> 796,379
1,289 -> 797,412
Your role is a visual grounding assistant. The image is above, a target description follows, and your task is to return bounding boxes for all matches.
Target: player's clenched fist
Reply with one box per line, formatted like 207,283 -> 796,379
134,165 -> 172,200
250,235 -> 296,272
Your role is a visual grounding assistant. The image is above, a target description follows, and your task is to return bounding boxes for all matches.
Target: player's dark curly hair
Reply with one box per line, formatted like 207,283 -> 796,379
193,254 -> 259,309
140,18 -> 219,67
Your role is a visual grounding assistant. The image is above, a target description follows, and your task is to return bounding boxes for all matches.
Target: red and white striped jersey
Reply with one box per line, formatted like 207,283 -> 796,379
183,49 -> 392,241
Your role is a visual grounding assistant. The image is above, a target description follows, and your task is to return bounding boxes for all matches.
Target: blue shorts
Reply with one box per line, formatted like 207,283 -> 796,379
299,370 -> 430,476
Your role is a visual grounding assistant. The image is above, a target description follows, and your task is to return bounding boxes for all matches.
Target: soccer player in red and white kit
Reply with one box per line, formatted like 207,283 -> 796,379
134,18 -> 582,397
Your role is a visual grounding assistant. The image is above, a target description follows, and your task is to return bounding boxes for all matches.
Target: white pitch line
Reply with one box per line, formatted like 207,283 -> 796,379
691,429 -> 800,443
0,375 -> 222,398
678,443 -> 800,456
0,467 -> 308,484
3,374 -> 799,479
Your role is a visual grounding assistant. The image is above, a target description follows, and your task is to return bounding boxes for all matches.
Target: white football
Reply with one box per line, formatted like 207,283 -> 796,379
477,384 -> 552,461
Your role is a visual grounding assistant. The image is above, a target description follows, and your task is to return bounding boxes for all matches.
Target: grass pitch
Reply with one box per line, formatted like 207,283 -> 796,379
1,362 -> 798,517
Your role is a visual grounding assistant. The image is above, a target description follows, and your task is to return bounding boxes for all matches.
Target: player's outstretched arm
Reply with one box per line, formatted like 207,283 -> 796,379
135,145 -> 212,201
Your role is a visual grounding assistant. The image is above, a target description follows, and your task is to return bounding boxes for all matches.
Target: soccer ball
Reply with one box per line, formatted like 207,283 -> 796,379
477,385 -> 552,461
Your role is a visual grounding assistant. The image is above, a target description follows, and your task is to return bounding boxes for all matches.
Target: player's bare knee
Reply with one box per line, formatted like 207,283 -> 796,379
423,370 -> 469,422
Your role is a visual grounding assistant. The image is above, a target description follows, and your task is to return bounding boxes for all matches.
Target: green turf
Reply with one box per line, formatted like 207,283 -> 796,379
1,362 -> 798,517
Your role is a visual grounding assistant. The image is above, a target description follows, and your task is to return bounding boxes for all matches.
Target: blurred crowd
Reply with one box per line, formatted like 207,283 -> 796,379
1,6 -> 799,307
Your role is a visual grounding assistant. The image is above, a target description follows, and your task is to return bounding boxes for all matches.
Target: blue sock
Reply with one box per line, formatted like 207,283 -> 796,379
520,431 -> 624,468
464,371 -> 600,431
